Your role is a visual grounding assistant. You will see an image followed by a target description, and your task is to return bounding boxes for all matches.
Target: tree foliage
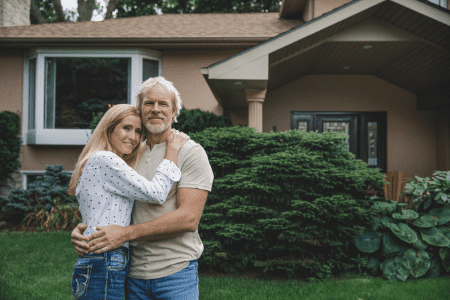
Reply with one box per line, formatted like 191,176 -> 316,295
31,0 -> 281,24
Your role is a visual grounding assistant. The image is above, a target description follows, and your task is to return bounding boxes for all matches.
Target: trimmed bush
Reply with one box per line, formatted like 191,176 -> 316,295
0,111 -> 22,184
190,126 -> 386,279
0,165 -> 75,214
354,171 -> 450,281
172,108 -> 232,135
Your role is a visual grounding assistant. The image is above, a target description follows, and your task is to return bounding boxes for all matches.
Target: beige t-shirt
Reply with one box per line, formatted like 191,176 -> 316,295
128,139 -> 214,279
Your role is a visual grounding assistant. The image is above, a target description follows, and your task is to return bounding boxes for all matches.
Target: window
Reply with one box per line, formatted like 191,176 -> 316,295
23,49 -> 161,145
428,0 -> 447,8
291,112 -> 387,173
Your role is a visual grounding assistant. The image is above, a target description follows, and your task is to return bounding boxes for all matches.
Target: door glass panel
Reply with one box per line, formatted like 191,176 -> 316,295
297,121 -> 308,131
323,122 -> 350,151
368,122 -> 378,166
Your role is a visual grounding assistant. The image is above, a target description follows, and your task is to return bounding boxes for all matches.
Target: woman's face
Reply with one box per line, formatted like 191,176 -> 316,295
110,114 -> 142,158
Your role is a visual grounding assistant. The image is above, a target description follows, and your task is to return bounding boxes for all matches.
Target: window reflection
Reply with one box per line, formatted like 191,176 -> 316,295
323,122 -> 350,151
368,122 -> 378,166
297,121 -> 308,131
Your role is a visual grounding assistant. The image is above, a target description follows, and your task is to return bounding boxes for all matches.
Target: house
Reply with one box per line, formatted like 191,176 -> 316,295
0,0 -> 449,194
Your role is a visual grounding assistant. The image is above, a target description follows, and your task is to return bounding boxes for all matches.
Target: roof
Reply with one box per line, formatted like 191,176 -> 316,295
0,13 -> 303,50
201,0 -> 450,109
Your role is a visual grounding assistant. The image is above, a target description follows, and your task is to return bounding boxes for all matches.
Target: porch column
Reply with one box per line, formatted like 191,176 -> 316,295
245,89 -> 266,133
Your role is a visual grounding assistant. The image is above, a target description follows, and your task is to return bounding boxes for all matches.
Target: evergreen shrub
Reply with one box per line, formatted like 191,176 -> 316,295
190,126 -> 386,279
0,111 -> 22,184
0,165 -> 75,215
172,108 -> 232,135
354,171 -> 450,281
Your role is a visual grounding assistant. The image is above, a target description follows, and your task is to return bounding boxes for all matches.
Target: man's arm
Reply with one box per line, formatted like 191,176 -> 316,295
86,187 -> 208,254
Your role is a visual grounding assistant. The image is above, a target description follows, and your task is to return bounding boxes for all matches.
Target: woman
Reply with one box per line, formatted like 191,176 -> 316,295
68,104 -> 189,300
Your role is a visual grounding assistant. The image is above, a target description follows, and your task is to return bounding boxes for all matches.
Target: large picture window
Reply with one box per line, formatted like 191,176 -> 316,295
291,112 -> 387,173
23,49 -> 161,145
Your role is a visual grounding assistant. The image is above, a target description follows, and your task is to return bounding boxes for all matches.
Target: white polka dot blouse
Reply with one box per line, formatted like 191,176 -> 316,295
75,151 -> 181,247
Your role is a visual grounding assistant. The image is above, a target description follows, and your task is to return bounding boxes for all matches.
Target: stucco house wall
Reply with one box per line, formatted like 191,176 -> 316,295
264,75 -> 438,179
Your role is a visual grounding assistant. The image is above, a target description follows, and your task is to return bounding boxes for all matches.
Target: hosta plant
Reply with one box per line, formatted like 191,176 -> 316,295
354,170 -> 450,281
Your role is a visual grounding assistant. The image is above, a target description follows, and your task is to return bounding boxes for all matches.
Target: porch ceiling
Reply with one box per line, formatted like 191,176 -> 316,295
269,1 -> 450,94
203,0 -> 450,110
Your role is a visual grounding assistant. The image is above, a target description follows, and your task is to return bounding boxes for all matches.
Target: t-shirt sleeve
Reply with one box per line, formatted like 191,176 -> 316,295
177,144 -> 214,191
95,152 -> 181,204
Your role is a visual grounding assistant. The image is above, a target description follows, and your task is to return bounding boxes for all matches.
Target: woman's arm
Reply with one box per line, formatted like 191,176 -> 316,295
97,130 -> 190,205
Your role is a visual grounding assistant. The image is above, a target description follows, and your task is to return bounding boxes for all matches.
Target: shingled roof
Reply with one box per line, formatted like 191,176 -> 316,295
0,13 -> 303,49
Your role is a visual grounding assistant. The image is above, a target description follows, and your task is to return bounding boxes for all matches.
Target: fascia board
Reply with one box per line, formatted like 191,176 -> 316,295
392,0 -> 450,26
207,0 -> 386,79
209,55 -> 268,80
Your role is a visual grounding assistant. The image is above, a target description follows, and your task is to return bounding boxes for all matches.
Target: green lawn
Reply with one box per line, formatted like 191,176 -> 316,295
1,230 -> 450,300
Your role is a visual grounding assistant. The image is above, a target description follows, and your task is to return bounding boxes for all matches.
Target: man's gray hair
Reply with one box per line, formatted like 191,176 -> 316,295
136,77 -> 182,123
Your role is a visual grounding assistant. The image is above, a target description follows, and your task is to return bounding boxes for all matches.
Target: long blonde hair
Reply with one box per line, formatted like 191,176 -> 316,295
68,104 -> 145,195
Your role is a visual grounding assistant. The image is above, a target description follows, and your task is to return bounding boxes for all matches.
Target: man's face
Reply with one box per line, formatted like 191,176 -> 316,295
141,89 -> 175,134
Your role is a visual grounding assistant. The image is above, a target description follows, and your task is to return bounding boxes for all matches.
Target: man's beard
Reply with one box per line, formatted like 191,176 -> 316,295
144,116 -> 172,134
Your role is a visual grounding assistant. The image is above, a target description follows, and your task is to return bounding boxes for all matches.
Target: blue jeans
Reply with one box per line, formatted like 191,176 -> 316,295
125,260 -> 199,300
71,246 -> 130,300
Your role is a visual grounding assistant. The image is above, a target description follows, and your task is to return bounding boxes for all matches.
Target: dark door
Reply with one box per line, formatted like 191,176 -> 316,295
291,112 -> 386,173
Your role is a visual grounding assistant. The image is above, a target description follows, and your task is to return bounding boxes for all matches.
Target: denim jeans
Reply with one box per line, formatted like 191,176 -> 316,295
125,260 -> 199,300
71,246 -> 130,300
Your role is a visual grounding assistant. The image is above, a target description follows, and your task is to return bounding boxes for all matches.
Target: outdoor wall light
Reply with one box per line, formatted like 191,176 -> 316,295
234,81 -> 242,85
363,45 -> 372,49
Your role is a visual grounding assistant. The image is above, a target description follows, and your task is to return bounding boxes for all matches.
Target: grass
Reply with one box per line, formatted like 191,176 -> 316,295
1,230 -> 450,300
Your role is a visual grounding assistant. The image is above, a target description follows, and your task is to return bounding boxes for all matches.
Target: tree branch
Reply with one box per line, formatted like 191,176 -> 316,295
50,0 -> 66,22
30,0 -> 47,24
104,0 -> 120,20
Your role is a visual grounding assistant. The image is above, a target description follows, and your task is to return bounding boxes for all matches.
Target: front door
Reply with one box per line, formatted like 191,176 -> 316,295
291,112 -> 386,173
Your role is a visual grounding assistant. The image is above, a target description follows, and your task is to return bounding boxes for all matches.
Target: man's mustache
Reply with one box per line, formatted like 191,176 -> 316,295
146,115 -> 166,121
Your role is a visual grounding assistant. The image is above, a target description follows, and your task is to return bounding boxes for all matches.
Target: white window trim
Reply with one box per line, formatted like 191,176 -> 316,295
21,170 -> 73,190
22,48 -> 162,146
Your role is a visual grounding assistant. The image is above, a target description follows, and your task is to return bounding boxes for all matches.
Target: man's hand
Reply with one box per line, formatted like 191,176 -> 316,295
87,224 -> 128,254
71,223 -> 91,256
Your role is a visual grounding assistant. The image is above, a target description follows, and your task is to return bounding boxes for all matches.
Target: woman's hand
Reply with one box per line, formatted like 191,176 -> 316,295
167,129 -> 190,152
71,223 -> 91,256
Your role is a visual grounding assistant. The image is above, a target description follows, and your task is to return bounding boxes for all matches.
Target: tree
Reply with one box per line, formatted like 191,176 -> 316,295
31,0 -> 281,24
30,0 -> 120,24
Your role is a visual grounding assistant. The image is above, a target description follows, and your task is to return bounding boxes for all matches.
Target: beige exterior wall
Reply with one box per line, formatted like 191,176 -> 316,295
263,75 -> 439,179
162,50 -> 240,116
314,0 -> 353,18
0,52 -> 23,116
22,146 -> 84,171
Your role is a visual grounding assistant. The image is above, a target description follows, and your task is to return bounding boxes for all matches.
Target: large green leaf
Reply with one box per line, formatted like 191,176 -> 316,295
374,201 -> 397,213
392,209 -> 419,220
424,256 -> 442,278
421,227 -> 450,247
388,223 -> 418,244
366,256 -> 380,276
412,232 -> 428,251
403,249 -> 431,278
370,215 -> 383,231
354,231 -> 381,253
413,215 -> 438,228
437,225 -> 450,239
381,216 -> 394,228
439,248 -> 450,273
382,232 -> 408,258
380,258 -> 398,281
429,207 -> 450,225
394,256 -> 410,282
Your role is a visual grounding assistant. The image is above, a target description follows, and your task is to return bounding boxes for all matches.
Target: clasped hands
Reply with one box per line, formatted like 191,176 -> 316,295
71,223 -> 128,256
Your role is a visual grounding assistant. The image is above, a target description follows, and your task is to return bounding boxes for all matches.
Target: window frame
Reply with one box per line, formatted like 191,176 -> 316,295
22,48 -> 162,145
21,170 -> 73,190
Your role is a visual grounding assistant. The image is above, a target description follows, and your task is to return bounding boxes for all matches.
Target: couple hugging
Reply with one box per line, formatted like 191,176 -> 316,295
68,76 -> 213,299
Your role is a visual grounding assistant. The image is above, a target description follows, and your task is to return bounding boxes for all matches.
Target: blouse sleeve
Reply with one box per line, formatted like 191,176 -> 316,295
95,151 -> 181,204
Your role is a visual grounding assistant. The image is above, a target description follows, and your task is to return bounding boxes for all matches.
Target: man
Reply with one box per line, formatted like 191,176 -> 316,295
71,77 -> 214,299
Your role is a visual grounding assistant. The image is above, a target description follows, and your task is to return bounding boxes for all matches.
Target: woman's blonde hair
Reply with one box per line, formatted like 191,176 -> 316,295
68,104 -> 145,196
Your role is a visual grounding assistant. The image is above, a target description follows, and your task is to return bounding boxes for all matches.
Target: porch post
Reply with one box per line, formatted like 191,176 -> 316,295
245,89 -> 266,133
